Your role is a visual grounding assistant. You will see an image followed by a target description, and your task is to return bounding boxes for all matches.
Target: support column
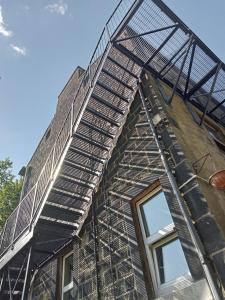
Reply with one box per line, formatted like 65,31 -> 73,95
21,244 -> 34,300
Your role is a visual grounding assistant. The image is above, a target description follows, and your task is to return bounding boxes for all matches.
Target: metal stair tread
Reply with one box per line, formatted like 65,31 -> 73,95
101,68 -> 134,91
96,80 -> 130,103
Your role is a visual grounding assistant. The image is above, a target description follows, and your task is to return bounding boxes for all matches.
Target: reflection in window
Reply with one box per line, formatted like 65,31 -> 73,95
63,289 -> 74,300
64,254 -> 73,287
140,191 -> 173,236
155,238 -> 189,284
62,253 -> 73,299
137,188 -> 190,296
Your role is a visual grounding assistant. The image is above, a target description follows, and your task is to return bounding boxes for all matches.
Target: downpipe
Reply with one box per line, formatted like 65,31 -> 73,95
138,78 -> 222,300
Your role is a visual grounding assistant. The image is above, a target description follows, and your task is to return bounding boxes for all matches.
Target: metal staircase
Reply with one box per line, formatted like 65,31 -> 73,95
0,1 -> 143,297
1,0 -> 225,298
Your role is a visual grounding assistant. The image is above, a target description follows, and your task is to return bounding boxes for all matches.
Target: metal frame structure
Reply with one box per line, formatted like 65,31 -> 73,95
0,0 -> 225,298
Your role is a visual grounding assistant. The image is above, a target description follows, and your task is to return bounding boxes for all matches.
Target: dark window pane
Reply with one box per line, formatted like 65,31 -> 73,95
140,191 -> 173,236
155,238 -> 189,284
64,254 -> 73,287
63,288 -> 74,300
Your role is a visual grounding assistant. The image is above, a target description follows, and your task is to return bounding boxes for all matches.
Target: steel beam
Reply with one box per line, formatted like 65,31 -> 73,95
109,0 -> 144,42
144,26 -> 178,67
186,65 -> 218,99
161,47 -> 187,78
159,39 -> 189,75
0,271 -> 5,294
116,24 -> 177,43
209,99 -> 225,114
200,63 -> 222,125
8,268 -> 13,300
184,42 -> 196,97
21,244 -> 33,300
12,254 -> 27,294
168,36 -> 194,104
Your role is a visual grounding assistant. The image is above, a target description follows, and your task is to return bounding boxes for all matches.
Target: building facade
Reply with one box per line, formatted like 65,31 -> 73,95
1,0 -> 225,299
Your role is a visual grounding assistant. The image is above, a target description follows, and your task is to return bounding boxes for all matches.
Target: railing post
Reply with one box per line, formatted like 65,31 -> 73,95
50,146 -> 56,179
105,24 -> 111,41
11,206 -> 20,248
70,101 -> 74,138
0,223 -> 7,253
21,243 -> 33,300
29,184 -> 38,230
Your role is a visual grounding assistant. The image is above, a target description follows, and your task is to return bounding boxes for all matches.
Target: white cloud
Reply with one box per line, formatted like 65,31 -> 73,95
10,44 -> 27,56
0,5 -> 13,37
45,0 -> 68,15
24,5 -> 30,12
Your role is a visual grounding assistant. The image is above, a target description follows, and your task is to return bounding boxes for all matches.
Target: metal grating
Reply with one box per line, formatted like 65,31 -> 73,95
1,1 -> 225,297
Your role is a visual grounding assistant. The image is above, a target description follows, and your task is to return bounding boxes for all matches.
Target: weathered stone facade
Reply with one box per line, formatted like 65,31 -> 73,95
30,73 -> 222,299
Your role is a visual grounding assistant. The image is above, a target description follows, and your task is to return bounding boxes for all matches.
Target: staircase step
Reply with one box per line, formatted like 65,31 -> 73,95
96,81 -> 129,103
91,93 -> 125,115
59,173 -> 95,189
69,145 -> 105,164
86,107 -> 120,127
101,68 -> 134,91
39,216 -> 78,230
74,132 -> 110,151
51,187 -> 90,203
42,204 -> 83,223
107,56 -> 138,79
64,159 -> 101,177
46,201 -> 84,215
80,119 -> 115,139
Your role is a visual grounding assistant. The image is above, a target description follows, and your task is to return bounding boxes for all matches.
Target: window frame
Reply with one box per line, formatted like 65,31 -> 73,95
61,251 -> 73,300
136,186 -> 191,296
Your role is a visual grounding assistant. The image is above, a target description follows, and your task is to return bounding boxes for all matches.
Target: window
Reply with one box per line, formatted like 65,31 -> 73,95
137,187 -> 190,296
62,252 -> 74,300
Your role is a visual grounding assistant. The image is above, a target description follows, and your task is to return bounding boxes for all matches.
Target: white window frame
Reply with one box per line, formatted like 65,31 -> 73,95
137,186 -> 192,297
61,251 -> 73,300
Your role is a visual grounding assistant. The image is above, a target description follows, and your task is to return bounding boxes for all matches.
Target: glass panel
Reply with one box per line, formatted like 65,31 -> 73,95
140,191 -> 173,236
64,254 -> 73,287
155,238 -> 189,284
63,288 -> 74,300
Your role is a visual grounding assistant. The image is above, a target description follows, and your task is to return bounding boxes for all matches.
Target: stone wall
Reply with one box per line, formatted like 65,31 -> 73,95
21,67 -> 85,198
30,75 -> 214,300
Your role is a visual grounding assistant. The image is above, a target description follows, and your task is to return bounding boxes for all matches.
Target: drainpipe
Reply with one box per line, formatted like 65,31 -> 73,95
138,78 -> 222,300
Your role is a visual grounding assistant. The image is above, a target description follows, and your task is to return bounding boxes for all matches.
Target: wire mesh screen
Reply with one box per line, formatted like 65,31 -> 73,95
114,0 -> 225,123
31,258 -> 57,300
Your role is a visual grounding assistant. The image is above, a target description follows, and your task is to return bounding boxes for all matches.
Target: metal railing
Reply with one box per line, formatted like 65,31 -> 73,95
0,0 -> 136,258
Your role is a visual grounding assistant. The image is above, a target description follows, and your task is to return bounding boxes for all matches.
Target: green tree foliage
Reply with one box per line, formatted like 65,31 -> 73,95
0,158 -> 23,231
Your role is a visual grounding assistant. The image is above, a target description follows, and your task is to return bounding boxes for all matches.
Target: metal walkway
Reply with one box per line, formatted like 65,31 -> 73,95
1,0 -> 225,298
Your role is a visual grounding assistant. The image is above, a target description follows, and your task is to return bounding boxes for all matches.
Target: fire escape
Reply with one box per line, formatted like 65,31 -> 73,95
1,0 -> 225,298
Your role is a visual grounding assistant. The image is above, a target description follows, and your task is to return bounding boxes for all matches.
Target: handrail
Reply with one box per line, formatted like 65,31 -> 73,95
0,0 -> 136,257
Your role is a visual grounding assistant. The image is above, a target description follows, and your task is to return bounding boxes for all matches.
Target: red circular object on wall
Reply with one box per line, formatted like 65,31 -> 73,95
209,170 -> 225,189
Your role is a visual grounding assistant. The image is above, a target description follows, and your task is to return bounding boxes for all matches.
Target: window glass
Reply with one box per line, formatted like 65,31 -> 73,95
64,254 -> 73,287
140,191 -> 173,236
63,289 -> 74,300
155,238 -> 189,284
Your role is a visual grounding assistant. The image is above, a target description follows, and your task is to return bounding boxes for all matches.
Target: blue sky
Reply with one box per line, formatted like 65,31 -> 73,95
0,0 -> 224,175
